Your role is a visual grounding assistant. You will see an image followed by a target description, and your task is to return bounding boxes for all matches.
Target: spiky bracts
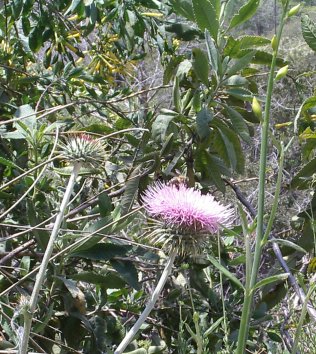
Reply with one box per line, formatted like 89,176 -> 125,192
59,134 -> 105,166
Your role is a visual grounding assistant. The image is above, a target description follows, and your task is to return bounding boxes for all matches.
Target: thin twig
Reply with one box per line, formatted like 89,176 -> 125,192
0,240 -> 36,265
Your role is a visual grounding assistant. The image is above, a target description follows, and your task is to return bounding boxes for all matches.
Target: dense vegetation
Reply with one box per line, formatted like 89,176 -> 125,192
1,0 -> 316,353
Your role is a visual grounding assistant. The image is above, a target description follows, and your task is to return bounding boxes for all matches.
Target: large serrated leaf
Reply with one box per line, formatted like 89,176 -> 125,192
238,35 -> 271,49
301,15 -> 316,52
228,0 -> 260,30
192,0 -> 218,40
169,0 -> 195,22
192,48 -> 209,86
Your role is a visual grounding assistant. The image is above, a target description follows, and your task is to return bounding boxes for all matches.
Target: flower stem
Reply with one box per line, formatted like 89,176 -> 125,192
19,161 -> 81,354
114,247 -> 177,354
236,2 -> 290,353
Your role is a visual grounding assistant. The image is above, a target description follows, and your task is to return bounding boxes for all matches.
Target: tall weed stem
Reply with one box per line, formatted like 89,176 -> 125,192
115,247 -> 177,354
19,161 -> 82,354
236,2 -> 290,352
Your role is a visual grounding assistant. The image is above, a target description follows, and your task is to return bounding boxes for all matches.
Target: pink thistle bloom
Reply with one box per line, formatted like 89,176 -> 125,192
142,181 -> 233,234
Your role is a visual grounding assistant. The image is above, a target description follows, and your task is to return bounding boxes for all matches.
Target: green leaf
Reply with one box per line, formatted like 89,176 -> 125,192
71,243 -> 131,260
69,271 -> 127,288
252,50 -> 286,67
294,96 -> 316,132
192,48 -> 209,86
290,156 -> 316,189
173,77 -> 182,112
169,0 -> 195,22
225,106 -> 251,143
226,50 -> 255,77
12,0 -> 23,19
196,107 -> 213,140
29,23 -> 44,52
228,0 -> 260,30
120,166 -> 141,216
208,255 -> 244,290
194,150 -> 226,192
13,104 -> 37,134
152,113 -> 177,142
205,30 -> 219,73
192,0 -> 218,40
270,239 -> 307,254
301,15 -> 316,52
0,157 -> 22,170
225,87 -> 253,101
27,200 -> 49,250
253,273 -> 289,290
238,35 -> 271,49
110,259 -> 140,290
98,192 -> 112,217
212,119 -> 244,173
204,317 -> 224,336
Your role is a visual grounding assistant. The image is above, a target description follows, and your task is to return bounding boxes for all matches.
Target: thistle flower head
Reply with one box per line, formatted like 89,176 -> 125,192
142,181 -> 233,254
59,134 -> 105,166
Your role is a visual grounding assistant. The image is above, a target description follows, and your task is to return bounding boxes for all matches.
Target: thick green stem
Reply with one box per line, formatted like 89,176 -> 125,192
236,3 -> 289,353
115,247 -> 177,354
19,162 -> 81,354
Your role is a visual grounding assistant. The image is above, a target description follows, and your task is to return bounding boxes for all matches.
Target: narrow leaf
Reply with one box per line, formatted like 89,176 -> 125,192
208,255 -> 244,289
205,30 -> 219,72
271,239 -> 307,254
253,273 -> 289,290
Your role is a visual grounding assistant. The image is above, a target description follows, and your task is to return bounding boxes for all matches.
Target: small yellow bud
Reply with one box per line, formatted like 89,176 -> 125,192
252,96 -> 262,120
275,65 -> 288,81
288,4 -> 301,17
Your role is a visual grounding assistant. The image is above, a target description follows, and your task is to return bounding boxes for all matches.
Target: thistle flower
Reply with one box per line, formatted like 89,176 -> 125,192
142,181 -> 233,254
59,133 -> 105,166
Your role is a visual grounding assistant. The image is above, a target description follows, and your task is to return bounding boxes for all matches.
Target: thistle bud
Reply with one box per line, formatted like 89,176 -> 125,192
59,133 -> 105,167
